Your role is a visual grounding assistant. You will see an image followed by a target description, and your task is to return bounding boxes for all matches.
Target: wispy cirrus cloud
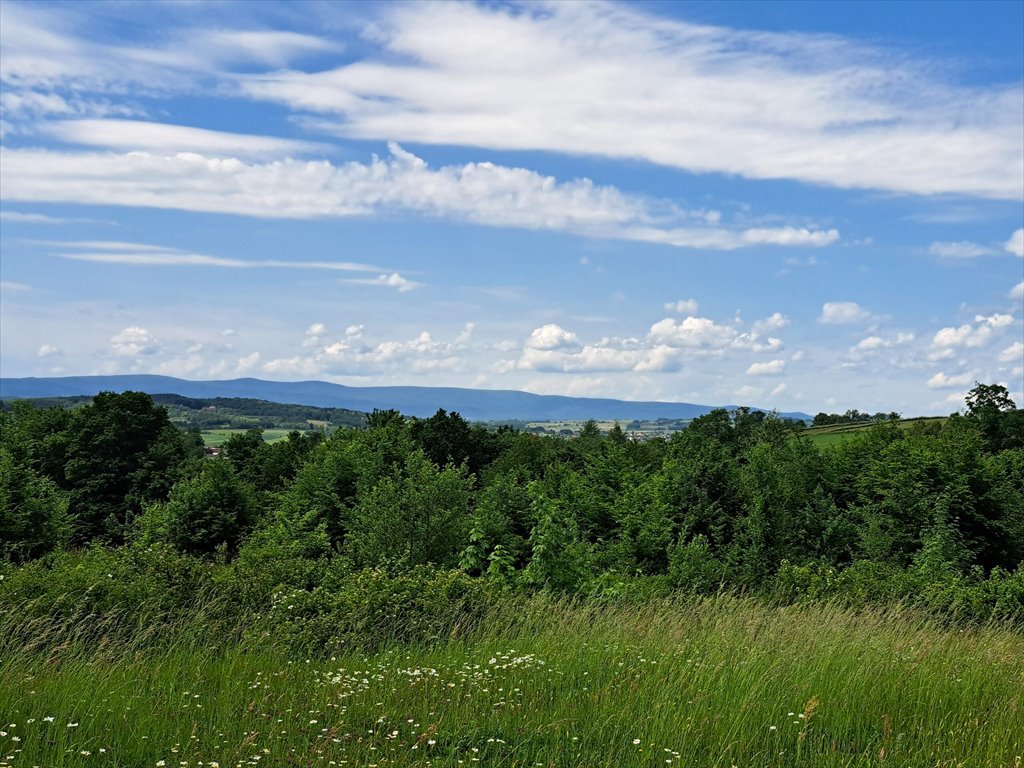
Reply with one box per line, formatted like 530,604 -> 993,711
0,143 -> 838,250
44,240 -> 381,272
241,1 -> 1023,199
39,119 -> 325,159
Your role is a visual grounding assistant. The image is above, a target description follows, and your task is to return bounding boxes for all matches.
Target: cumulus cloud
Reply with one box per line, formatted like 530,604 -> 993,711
931,314 -> 1014,349
998,341 -> 1024,364
850,332 -> 915,354
746,359 -> 786,376
37,344 -> 62,357
819,301 -> 871,324
1,143 -> 840,250
1006,228 -> 1024,258
926,371 -> 974,389
734,385 -> 763,400
238,1 -> 1023,200
751,312 -> 789,335
649,316 -> 736,349
110,326 -> 158,357
526,324 -> 582,352
664,298 -> 699,315
1010,282 -> 1024,301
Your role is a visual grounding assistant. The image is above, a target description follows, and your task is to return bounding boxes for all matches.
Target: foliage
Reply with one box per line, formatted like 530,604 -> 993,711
262,564 -> 492,654
1,386 -> 1022,626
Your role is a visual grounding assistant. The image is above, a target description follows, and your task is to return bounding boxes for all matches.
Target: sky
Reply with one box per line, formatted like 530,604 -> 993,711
0,0 -> 1022,416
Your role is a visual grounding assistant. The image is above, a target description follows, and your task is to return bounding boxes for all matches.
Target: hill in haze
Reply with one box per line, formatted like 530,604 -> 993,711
0,375 -> 812,423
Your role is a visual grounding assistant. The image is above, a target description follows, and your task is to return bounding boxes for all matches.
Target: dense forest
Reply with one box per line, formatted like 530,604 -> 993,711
1,393 -> 368,431
2,385 -> 1022,629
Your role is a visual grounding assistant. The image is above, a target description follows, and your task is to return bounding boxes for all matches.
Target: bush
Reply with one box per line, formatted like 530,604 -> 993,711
162,460 -> 257,556
261,565 -> 492,655
0,543 -> 219,644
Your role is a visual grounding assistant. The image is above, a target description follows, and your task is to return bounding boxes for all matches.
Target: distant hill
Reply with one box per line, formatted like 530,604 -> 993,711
0,375 -> 812,423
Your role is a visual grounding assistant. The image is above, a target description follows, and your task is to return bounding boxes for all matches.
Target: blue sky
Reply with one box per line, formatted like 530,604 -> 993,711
1,0 -> 1021,415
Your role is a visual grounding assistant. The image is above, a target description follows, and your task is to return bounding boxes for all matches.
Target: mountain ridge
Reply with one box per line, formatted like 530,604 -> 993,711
0,375 -> 812,422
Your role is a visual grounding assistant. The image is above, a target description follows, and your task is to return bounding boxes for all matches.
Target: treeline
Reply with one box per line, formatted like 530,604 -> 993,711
1,393 -> 368,431
2,386 -> 1023,638
811,409 -> 901,426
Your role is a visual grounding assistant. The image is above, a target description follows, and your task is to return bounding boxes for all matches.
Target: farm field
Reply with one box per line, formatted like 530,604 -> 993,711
801,417 -> 949,447
200,428 -> 294,447
2,597 -> 1021,768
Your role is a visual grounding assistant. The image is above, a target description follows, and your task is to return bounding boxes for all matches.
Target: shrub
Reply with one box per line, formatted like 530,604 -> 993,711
261,565 -> 492,655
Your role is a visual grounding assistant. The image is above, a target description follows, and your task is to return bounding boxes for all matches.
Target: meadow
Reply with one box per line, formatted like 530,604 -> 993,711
3,391 -> 1022,767
200,428 -> 293,448
2,595 -> 1022,768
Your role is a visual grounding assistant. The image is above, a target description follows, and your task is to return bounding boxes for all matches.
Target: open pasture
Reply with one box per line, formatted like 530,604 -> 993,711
200,428 -> 293,447
2,597 -> 1020,768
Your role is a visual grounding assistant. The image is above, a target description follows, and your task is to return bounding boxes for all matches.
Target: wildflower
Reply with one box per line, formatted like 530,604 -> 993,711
67,722 -> 79,728
633,739 -> 642,745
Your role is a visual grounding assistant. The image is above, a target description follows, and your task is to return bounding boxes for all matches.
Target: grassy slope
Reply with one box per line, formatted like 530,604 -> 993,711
801,417 -> 949,447
1,597 -> 1021,767
199,428 -> 293,447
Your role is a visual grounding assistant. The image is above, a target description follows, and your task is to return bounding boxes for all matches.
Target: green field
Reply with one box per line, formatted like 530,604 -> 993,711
801,417 -> 948,447
200,428 -> 293,447
1,596 -> 1021,768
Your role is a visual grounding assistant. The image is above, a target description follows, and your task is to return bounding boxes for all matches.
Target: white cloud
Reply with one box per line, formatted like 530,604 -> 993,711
926,371 -> 974,389
664,298 -> 699,315
928,241 -> 994,259
931,314 -> 1014,349
0,280 -> 32,292
526,324 -> 582,352
751,312 -> 789,334
40,119 -> 323,159
241,1 -> 1024,200
110,326 -> 158,357
0,210 -> 69,223
998,341 -> 1024,364
1,144 -> 840,250
978,313 -> 1015,329
1010,282 -> 1024,301
851,332 -> 914,352
746,359 -> 786,376
819,301 -> 871,324
1006,228 -> 1024,258
303,323 -> 327,347
735,385 -> 763,400
770,383 -> 788,397
648,316 -> 736,349
36,344 -> 62,357
341,272 -> 421,292
0,1 -> 336,93
47,240 -> 379,272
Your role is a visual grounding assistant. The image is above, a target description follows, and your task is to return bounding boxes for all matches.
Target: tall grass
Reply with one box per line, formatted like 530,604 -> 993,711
2,595 -> 1021,767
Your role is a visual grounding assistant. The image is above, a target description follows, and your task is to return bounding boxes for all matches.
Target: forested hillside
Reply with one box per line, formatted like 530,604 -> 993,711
2,386 -> 1022,616
2,387 -> 1023,766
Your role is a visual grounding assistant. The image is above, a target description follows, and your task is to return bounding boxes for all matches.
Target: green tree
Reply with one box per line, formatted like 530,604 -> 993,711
63,392 -> 187,543
163,459 -> 256,556
346,451 -> 473,569
0,447 -> 71,563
